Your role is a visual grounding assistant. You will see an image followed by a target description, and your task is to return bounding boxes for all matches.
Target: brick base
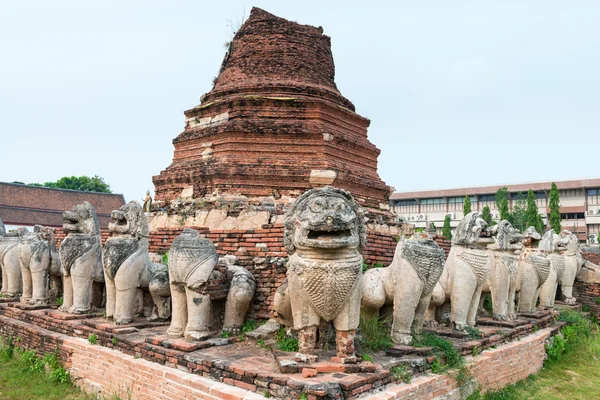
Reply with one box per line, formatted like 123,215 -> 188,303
364,328 -> 553,400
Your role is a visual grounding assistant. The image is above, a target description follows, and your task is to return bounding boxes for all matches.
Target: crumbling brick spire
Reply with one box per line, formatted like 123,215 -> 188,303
153,7 -> 390,208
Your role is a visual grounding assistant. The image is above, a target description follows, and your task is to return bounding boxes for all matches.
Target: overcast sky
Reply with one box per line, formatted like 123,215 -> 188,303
1,1 -> 599,202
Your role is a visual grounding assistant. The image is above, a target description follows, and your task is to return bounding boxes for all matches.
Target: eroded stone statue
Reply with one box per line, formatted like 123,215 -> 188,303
59,202 -> 104,314
19,225 -> 61,305
167,229 -> 256,339
481,220 -> 523,320
545,230 -> 582,305
426,212 -> 494,331
537,229 -> 569,308
516,227 -> 551,313
103,201 -> 171,324
0,227 -> 27,297
362,237 -> 446,344
274,186 -> 365,360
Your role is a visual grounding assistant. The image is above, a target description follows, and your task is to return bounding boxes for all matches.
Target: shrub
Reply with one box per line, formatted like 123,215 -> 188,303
88,334 -> 98,345
276,328 -> 299,352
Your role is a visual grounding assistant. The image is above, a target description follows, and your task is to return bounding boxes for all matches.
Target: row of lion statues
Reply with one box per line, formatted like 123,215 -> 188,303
0,186 -> 596,362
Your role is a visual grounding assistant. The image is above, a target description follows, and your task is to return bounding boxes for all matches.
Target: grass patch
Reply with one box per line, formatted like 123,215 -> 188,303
468,310 -> 599,400
0,339 -> 87,399
358,314 -> 393,352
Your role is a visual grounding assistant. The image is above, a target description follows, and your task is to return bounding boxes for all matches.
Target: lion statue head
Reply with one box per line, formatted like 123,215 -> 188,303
452,211 -> 491,247
62,202 -> 100,235
539,229 -> 562,252
559,230 -> 579,255
284,186 -> 366,254
490,220 -> 524,250
108,201 -> 149,240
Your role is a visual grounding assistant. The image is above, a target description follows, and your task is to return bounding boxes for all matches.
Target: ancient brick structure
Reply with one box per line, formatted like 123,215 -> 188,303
153,7 -> 390,209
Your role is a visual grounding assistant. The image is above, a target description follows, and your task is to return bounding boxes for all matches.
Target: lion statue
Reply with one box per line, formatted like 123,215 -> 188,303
19,225 -> 61,305
537,230 -> 582,306
59,202 -> 104,314
480,220 -> 524,320
0,226 -> 28,297
362,237 -> 446,345
103,201 -> 171,325
426,212 -> 494,331
515,227 -> 551,313
166,230 -> 256,340
274,186 -> 365,360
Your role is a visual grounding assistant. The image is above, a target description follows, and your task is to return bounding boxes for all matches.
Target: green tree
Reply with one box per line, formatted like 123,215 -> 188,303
442,215 -> 452,240
29,175 -> 112,193
510,192 -> 526,232
463,195 -> 472,216
524,190 -> 545,234
481,206 -> 494,226
495,187 -> 510,221
549,182 -> 561,233
525,190 -> 539,230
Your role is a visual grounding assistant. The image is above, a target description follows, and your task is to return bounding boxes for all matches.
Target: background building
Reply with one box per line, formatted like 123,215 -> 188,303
0,182 -> 125,231
390,178 -> 600,243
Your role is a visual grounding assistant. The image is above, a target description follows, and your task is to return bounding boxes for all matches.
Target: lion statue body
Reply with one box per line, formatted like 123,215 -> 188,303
515,227 -> 551,313
103,201 -> 170,325
362,237 -> 446,345
537,230 -> 582,307
274,186 -> 365,360
480,220 -> 524,320
426,212 -> 494,331
0,226 -> 28,297
166,230 -> 256,340
59,202 -> 104,314
19,225 -> 61,305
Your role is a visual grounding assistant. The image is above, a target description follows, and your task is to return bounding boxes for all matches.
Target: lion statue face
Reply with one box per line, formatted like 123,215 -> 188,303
284,186 -> 365,253
452,212 -> 492,247
491,220 -> 524,250
539,229 -> 563,252
62,202 -> 100,235
108,201 -> 148,239
559,230 -> 579,254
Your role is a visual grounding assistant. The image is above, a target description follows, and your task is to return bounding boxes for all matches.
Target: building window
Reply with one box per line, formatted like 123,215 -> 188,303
393,199 -> 418,213
588,188 -> 600,205
421,198 -> 445,212
561,212 -> 585,220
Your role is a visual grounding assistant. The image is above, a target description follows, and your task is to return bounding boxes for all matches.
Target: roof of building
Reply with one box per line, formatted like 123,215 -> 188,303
0,182 -> 125,228
203,7 -> 354,110
390,178 -> 600,201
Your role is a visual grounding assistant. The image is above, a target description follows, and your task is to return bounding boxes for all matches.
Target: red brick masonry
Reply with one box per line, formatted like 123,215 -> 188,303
0,308 -> 556,400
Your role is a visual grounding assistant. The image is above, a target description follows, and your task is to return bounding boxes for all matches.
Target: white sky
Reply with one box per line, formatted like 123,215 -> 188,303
1,1 -> 599,202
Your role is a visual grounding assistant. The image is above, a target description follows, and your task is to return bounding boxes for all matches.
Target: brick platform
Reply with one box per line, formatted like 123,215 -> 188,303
0,302 -> 561,399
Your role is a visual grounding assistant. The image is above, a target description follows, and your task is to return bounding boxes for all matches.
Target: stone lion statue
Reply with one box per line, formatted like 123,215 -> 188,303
19,225 -> 61,305
538,230 -> 582,306
480,220 -> 524,320
166,229 -> 256,340
362,237 -> 446,345
274,186 -> 365,360
515,227 -> 551,313
426,212 -> 494,331
103,201 -> 171,324
59,202 -> 104,314
0,226 -> 28,297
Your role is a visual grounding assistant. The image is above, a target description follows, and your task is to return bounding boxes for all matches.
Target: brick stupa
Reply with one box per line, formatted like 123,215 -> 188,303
153,7 -> 390,209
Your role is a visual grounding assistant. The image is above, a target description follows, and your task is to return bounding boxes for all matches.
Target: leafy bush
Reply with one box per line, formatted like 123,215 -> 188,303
88,334 -> 98,345
241,319 -> 257,334
358,314 -> 393,352
546,309 -> 593,362
390,364 -> 412,383
276,328 -> 299,352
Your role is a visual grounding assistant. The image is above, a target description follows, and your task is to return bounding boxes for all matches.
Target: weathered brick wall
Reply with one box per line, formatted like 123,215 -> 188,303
434,236 -> 451,258
364,329 -> 552,400
0,316 -> 260,400
573,252 -> 600,319
0,311 -> 555,400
